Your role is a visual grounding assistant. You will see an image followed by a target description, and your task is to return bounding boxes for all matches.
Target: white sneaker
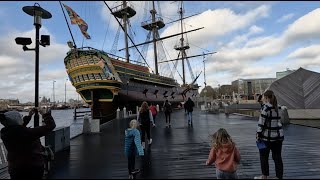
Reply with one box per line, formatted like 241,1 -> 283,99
142,142 -> 145,149
254,175 -> 267,179
148,138 -> 152,145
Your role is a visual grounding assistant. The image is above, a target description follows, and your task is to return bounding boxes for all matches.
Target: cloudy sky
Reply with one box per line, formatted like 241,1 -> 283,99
1,1 -> 320,103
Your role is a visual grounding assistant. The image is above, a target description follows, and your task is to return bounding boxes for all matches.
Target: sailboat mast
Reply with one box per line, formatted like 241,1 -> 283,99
151,1 -> 159,75
122,1 -> 130,63
179,1 -> 186,85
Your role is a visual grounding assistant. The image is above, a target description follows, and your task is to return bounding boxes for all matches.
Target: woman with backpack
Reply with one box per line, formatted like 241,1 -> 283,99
137,101 -> 155,149
162,100 -> 172,127
149,103 -> 157,124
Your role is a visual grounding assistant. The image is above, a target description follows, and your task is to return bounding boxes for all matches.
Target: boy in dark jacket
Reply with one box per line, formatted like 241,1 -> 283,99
0,108 -> 56,179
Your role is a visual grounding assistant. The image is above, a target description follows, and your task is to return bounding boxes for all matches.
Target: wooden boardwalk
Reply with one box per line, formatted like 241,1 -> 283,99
47,109 -> 320,179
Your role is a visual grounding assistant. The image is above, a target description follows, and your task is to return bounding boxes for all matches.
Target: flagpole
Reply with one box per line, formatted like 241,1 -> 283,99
59,1 -> 77,48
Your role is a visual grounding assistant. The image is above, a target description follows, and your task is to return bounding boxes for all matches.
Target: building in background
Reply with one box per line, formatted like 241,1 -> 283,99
231,78 -> 276,100
276,68 -> 296,79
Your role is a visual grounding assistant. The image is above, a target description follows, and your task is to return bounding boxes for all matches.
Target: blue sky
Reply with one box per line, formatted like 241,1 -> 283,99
1,1 -> 320,103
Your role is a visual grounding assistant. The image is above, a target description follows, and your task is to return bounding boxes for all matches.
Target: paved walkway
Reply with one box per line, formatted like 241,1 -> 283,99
49,109 -> 320,179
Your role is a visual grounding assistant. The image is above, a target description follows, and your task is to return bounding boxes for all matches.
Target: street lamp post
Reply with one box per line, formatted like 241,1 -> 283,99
65,79 -> 68,104
16,4 -> 52,127
203,54 -> 207,108
53,80 -> 56,105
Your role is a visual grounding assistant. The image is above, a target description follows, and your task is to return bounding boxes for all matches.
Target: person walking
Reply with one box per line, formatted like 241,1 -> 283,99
137,101 -> 155,149
184,97 -> 195,126
206,128 -> 241,179
124,119 -> 144,179
254,90 -> 284,179
162,100 -> 172,127
0,107 -> 56,179
149,103 -> 157,124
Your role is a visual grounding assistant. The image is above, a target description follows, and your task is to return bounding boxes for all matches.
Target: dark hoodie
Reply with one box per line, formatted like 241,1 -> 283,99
207,143 -> 241,172
1,112 -> 56,172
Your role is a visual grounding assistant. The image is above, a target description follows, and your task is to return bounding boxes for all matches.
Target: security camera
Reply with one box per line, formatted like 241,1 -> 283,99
40,35 -> 50,47
15,37 -> 32,46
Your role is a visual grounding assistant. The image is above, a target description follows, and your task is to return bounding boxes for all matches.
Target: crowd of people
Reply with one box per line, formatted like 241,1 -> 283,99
0,90 -> 284,179
124,90 -> 284,179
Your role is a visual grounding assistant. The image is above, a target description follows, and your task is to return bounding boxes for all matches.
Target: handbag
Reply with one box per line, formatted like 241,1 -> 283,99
256,140 -> 267,150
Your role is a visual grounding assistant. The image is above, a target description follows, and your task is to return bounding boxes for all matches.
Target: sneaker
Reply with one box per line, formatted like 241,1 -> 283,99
142,142 -> 145,149
166,123 -> 168,128
132,169 -> 140,175
128,174 -> 133,179
148,139 -> 152,145
169,124 -> 171,127
254,175 -> 268,179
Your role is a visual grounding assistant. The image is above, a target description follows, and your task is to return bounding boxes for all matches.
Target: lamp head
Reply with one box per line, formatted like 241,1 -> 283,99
15,37 -> 32,46
40,35 -> 50,47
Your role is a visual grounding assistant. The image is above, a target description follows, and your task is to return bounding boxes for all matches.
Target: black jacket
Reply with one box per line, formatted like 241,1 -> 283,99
185,99 -> 195,112
1,113 -> 56,171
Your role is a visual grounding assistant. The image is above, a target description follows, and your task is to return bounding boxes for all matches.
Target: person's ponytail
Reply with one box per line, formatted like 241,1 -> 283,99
264,90 -> 278,112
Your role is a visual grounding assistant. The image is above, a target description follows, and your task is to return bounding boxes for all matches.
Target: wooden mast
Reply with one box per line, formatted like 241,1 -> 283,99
151,1 -> 159,75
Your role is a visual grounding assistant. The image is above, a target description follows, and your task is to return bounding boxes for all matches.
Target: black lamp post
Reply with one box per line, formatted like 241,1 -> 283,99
16,3 -> 52,127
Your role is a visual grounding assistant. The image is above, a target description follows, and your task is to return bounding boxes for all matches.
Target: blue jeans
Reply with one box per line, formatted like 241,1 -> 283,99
216,169 -> 238,179
187,111 -> 192,123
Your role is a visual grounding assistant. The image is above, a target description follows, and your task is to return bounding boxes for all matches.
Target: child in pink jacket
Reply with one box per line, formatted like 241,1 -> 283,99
206,128 -> 241,179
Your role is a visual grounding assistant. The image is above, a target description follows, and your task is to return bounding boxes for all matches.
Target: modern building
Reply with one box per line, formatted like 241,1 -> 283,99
276,68 -> 296,79
231,78 -> 276,99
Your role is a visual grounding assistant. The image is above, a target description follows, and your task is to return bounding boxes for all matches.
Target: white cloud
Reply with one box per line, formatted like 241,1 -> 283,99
284,9 -> 320,45
0,27 -> 75,103
159,5 -> 271,65
277,13 -> 294,23
285,44 -> 320,69
188,7 -> 320,92
287,44 -> 320,59
204,8 -> 320,79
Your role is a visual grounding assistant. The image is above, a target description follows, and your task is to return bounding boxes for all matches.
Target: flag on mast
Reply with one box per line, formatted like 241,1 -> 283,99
62,3 -> 91,39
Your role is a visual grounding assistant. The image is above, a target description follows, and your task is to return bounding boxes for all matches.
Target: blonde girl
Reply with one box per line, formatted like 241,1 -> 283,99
206,128 -> 241,179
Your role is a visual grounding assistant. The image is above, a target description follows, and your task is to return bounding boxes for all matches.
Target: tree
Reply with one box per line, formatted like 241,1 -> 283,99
200,85 -> 217,99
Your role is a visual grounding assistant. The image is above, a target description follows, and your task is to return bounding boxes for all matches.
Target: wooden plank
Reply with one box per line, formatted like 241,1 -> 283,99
48,110 -> 320,179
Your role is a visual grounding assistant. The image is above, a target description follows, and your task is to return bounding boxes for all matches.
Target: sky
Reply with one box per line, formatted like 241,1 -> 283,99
1,1 -> 320,103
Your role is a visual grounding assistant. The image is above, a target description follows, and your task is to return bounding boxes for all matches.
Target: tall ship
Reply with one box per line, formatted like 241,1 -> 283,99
62,1 -> 215,124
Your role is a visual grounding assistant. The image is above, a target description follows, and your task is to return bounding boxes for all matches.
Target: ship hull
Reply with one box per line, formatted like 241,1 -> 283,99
64,48 -> 199,124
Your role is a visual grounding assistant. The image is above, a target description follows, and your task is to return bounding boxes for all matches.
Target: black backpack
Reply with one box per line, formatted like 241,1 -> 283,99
140,111 -> 150,125
165,103 -> 172,113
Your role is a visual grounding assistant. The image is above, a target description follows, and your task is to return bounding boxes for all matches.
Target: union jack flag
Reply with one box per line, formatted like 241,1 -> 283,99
63,3 -> 91,39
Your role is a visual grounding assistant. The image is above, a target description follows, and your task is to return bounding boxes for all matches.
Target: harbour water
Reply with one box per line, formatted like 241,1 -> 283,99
0,108 -> 90,140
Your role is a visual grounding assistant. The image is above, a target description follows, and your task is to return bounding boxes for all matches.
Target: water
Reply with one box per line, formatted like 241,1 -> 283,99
0,108 -> 90,140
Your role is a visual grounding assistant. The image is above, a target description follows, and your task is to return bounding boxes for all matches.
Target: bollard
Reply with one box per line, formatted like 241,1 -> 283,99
123,107 -> 127,118
83,113 -> 91,134
280,106 -> 290,125
156,104 -> 160,112
91,119 -> 100,133
116,107 -> 120,119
